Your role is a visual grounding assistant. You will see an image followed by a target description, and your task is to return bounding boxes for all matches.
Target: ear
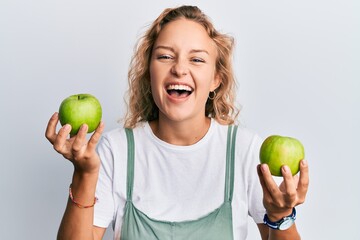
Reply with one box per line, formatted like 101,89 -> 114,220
210,73 -> 221,92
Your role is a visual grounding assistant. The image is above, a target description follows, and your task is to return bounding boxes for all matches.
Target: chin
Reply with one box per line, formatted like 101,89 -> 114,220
160,109 -> 205,124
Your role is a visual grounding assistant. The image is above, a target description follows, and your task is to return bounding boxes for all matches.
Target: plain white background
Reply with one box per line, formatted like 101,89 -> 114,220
1,0 -> 359,239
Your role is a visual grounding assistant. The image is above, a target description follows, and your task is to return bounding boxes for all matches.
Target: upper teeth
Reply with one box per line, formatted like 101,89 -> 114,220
167,84 -> 192,91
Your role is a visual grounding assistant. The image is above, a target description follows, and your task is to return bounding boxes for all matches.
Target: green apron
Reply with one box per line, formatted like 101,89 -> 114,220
121,125 -> 238,240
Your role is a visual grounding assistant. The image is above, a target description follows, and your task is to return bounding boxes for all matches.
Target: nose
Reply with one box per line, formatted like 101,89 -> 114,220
171,60 -> 189,77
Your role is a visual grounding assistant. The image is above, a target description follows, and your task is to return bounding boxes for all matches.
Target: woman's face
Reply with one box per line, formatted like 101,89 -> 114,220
150,18 -> 220,124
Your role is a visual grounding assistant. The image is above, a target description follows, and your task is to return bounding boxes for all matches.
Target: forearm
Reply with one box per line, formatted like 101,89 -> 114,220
57,171 -> 99,240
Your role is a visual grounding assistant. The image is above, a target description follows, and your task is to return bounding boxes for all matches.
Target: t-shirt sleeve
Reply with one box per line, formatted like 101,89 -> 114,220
247,134 -> 266,224
93,136 -> 115,228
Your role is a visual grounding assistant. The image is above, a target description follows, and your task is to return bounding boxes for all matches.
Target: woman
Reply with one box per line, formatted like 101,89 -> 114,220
46,5 -> 309,240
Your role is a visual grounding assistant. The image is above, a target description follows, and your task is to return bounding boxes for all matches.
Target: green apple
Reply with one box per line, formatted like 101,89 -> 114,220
58,93 -> 102,136
259,135 -> 305,176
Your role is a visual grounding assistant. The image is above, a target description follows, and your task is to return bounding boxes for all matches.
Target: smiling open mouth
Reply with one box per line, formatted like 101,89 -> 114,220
166,84 -> 193,98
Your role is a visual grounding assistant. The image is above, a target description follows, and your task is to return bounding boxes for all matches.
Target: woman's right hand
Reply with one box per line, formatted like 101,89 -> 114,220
45,112 -> 105,175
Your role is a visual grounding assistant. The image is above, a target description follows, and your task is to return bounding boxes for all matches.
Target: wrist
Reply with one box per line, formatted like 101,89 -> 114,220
71,171 -> 99,190
70,171 -> 99,203
69,183 -> 98,208
266,208 -> 294,222
264,208 -> 296,231
72,166 -> 99,183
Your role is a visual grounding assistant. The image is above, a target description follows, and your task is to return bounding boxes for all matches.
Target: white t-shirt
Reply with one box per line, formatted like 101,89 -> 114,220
94,119 -> 266,240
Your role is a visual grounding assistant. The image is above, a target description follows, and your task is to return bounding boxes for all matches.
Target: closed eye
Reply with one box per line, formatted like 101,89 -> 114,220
191,58 -> 205,63
157,55 -> 173,60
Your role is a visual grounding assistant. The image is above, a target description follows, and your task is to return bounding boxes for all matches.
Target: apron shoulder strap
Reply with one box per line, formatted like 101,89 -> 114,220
224,125 -> 238,202
125,128 -> 135,201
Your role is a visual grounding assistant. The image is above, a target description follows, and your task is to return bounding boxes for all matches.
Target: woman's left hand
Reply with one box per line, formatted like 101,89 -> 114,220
257,160 -> 309,221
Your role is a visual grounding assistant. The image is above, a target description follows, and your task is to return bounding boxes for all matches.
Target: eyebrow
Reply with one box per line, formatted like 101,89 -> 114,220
153,45 -> 209,55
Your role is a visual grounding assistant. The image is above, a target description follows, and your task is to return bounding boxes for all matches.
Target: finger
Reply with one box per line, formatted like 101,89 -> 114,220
279,175 -> 299,192
53,124 -> 72,153
87,121 -> 105,151
72,124 -> 88,153
281,165 -> 297,205
260,164 -> 282,200
45,112 -> 59,144
297,159 -> 309,203
257,164 -> 271,196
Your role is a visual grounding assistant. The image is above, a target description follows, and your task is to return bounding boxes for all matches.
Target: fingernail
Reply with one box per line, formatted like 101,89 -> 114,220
64,124 -> 71,130
282,165 -> 289,173
81,124 -> 88,131
261,164 -> 268,172
52,112 -> 58,118
301,159 -> 307,166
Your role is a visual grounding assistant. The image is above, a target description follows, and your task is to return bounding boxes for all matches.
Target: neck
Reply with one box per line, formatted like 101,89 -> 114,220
149,116 -> 211,146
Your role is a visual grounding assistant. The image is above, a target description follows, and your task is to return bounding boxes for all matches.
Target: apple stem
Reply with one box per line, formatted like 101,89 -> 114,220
78,95 -> 80,100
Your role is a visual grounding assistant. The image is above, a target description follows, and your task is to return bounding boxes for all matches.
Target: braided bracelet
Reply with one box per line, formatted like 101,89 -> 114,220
69,184 -> 98,209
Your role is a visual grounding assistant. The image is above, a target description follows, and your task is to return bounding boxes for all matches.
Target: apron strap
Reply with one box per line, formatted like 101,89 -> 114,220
224,125 -> 238,202
125,128 -> 135,201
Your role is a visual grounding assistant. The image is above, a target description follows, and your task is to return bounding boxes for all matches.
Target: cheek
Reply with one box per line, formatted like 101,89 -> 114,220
149,63 -> 159,87
150,73 -> 161,94
149,64 -> 163,104
149,61 -> 164,83
149,61 -> 155,81
196,71 -> 217,90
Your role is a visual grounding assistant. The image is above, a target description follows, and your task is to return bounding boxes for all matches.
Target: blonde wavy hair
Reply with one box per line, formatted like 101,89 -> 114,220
124,5 -> 238,128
